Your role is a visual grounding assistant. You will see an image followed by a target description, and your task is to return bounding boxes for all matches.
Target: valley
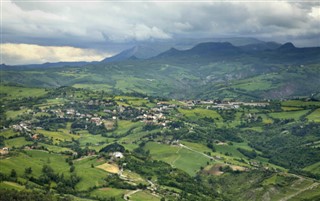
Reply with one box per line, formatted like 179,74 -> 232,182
3,1 -> 320,200
1,85 -> 320,201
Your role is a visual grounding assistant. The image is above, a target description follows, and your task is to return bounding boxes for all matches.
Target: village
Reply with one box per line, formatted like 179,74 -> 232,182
7,97 -> 270,136
2,96 -> 270,158
1,86 -> 320,201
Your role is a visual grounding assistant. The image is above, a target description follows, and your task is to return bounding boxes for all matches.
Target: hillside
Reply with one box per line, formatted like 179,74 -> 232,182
1,85 -> 320,200
1,41 -> 320,101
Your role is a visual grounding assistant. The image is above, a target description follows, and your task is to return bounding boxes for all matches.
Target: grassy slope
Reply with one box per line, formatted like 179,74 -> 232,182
145,142 -> 210,176
5,137 -> 33,148
74,157 -> 108,191
130,190 -> 160,201
307,108 -> 320,122
303,162 -> 320,175
0,129 -> 19,138
0,150 -> 69,177
0,85 -> 47,100
269,110 -> 310,120
90,187 -> 127,201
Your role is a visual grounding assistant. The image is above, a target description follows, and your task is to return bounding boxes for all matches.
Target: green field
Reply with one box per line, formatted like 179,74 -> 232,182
5,109 -> 28,119
172,148 -> 211,176
37,128 -> 80,144
0,150 -> 69,177
180,141 -> 212,153
90,187 -> 127,201
0,85 -> 47,100
78,132 -> 110,146
233,79 -> 273,91
36,98 -> 66,109
145,142 -> 210,176
281,100 -> 320,107
0,129 -> 19,138
73,83 -> 113,92
113,120 -> 143,136
0,181 -> 26,191
115,95 -> 154,107
130,190 -> 160,201
74,157 -> 108,191
38,143 -> 74,153
119,128 -> 161,146
269,110 -> 310,120
114,76 -> 160,95
231,73 -> 280,91
281,106 -> 303,111
5,137 -> 33,148
77,131 -> 115,152
307,108 -> 320,122
215,142 -> 251,159
303,162 -> 320,175
144,142 -> 180,164
178,108 -> 221,120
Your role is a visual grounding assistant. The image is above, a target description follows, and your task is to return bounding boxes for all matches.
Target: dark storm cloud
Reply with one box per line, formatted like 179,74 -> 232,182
2,0 -> 319,64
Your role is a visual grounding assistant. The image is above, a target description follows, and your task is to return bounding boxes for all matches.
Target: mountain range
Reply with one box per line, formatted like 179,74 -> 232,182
1,38 -> 320,100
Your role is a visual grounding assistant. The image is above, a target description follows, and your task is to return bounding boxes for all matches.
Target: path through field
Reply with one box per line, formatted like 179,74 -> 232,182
124,189 -> 141,201
279,179 -> 319,201
179,143 -> 215,160
171,146 -> 182,166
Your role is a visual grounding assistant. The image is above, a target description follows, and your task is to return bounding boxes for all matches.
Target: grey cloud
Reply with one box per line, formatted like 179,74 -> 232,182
3,0 -> 320,49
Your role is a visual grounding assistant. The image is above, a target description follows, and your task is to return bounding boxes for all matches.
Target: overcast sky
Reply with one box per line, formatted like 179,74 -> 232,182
1,0 -> 319,65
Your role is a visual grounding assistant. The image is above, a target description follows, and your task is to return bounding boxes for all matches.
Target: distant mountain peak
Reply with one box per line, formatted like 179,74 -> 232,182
168,47 -> 179,52
156,47 -> 180,58
101,45 -> 164,63
278,42 -> 296,50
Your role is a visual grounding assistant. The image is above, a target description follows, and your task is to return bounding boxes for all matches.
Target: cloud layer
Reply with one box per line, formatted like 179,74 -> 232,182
1,0 -> 320,64
2,43 -> 112,65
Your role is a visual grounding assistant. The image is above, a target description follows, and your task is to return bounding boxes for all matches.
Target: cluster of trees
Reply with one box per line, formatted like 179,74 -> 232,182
99,142 -> 125,153
244,122 -> 320,171
34,117 -> 67,131
142,123 -> 161,131
237,148 -> 257,159
218,109 -> 236,122
184,126 -> 243,143
31,165 -> 81,194
71,120 -> 107,135
0,189 -> 71,201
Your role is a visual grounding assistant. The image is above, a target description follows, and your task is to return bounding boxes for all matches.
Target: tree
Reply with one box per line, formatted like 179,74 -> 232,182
10,169 -> 17,178
25,167 -> 32,174
70,165 -> 75,173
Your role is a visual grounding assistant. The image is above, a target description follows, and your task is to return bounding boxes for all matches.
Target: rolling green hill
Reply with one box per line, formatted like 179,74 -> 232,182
1,42 -> 320,101
1,85 -> 320,201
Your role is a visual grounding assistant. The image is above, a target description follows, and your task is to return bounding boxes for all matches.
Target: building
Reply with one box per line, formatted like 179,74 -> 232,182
0,147 -> 9,155
112,152 -> 124,159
